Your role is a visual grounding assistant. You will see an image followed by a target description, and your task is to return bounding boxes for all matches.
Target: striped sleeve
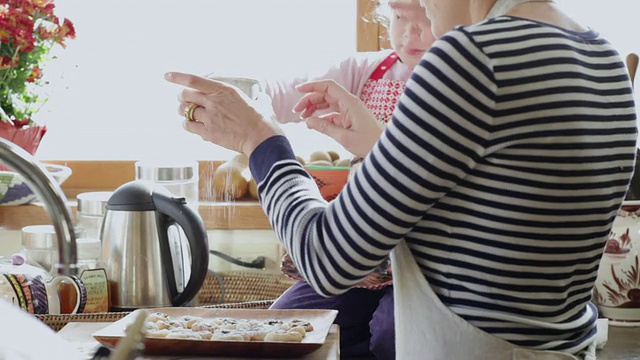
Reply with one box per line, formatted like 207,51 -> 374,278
251,30 -> 498,296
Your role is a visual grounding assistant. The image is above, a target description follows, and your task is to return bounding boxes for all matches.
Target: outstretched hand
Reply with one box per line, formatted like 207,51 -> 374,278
164,72 -> 282,156
293,79 -> 383,158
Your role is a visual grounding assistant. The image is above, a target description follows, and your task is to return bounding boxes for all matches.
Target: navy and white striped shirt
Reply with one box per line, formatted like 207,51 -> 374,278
250,17 -> 637,353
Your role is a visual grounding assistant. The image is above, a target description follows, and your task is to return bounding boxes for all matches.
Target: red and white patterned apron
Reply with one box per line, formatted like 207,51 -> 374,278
359,51 -> 404,125
280,52 -> 406,289
349,52 -> 404,170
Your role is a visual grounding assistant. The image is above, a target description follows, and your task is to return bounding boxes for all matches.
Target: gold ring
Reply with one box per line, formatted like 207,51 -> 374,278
184,103 -> 200,122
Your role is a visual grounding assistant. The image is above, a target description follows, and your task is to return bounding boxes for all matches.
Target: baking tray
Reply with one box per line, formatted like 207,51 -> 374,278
92,307 -> 338,358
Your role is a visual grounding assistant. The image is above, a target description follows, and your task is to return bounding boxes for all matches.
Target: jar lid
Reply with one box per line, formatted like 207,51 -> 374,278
21,225 -> 85,249
135,161 -> 198,182
76,238 -> 102,260
77,191 -> 113,216
21,225 -> 56,249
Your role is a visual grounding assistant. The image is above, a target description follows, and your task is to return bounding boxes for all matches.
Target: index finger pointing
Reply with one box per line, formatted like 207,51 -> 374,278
165,72 -> 225,93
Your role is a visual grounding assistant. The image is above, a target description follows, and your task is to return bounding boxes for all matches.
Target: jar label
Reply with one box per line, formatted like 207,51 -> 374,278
80,269 -> 109,313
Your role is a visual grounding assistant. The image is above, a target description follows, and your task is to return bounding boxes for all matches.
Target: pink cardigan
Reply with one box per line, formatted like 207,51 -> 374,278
264,50 -> 413,123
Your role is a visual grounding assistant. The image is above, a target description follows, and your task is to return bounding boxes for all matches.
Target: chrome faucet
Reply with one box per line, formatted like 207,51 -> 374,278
0,137 -> 77,275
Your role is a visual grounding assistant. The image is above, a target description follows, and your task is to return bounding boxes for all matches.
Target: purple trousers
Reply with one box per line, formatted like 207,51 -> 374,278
270,281 -> 395,360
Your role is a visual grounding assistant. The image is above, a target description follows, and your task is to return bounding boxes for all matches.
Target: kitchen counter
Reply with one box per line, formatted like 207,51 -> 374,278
598,326 -> 640,360
57,322 -> 640,360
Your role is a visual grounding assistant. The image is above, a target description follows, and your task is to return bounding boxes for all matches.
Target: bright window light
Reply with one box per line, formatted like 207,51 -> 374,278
37,0 -> 357,161
556,0 -> 636,57
35,1 -> 636,161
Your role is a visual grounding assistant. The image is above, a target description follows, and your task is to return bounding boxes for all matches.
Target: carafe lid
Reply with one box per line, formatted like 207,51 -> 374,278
135,161 -> 198,182
107,180 -> 172,211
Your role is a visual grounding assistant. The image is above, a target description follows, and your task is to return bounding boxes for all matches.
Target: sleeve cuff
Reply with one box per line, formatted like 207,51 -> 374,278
249,135 -> 296,183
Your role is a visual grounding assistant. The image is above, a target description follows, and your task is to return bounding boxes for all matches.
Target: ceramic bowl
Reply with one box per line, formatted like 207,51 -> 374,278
0,164 -> 72,205
594,200 -> 640,326
304,166 -> 349,202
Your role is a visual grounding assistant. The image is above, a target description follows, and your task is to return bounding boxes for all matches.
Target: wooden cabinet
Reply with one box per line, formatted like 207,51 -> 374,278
356,0 -> 391,52
0,160 -> 271,231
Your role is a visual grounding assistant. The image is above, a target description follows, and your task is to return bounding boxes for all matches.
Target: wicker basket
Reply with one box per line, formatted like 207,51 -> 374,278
36,271 -> 295,332
194,270 -> 295,306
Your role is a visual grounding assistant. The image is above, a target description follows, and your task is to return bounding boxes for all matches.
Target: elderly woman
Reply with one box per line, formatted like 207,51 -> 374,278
166,0 -> 637,358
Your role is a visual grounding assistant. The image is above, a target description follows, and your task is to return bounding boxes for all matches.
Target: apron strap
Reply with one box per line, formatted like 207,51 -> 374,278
367,52 -> 401,82
486,0 -> 552,19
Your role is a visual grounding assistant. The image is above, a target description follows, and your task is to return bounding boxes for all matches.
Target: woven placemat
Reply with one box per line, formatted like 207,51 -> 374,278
36,271 -> 294,331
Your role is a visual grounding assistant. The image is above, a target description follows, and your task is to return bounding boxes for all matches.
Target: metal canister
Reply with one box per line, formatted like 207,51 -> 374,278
135,161 -> 199,212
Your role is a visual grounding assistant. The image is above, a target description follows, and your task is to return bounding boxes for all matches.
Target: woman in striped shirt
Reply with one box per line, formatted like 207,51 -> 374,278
166,0 -> 637,357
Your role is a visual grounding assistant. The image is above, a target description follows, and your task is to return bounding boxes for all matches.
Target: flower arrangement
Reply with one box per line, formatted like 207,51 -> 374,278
0,0 -> 75,158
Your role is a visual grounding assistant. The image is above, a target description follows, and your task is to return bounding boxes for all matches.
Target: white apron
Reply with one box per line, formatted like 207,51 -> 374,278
390,3 -> 597,358
391,240 -> 597,359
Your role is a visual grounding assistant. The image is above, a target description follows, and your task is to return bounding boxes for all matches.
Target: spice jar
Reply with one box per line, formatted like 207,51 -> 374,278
75,237 -> 109,313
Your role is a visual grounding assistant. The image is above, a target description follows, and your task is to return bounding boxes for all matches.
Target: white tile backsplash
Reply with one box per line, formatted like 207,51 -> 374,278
0,231 -> 21,259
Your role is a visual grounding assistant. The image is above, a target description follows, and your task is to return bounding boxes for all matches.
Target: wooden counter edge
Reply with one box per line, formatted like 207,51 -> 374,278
0,201 -> 272,231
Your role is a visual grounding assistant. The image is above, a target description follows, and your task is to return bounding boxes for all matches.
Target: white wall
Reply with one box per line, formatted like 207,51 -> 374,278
35,0 -> 357,162
556,0 -> 637,58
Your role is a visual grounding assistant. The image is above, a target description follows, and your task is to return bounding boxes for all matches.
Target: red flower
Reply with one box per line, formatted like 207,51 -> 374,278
34,0 -> 56,17
12,118 -> 32,128
0,26 -> 11,45
25,66 -> 41,83
55,18 -> 75,47
36,24 -> 55,40
0,56 -> 18,70
0,0 -> 75,126
14,29 -> 36,53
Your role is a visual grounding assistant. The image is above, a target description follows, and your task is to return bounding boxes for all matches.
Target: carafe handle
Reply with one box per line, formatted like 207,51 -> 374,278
152,192 -> 209,306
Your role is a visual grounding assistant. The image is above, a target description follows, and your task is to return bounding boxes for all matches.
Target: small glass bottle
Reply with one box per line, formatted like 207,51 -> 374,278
76,238 -> 109,313
76,191 -> 112,240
